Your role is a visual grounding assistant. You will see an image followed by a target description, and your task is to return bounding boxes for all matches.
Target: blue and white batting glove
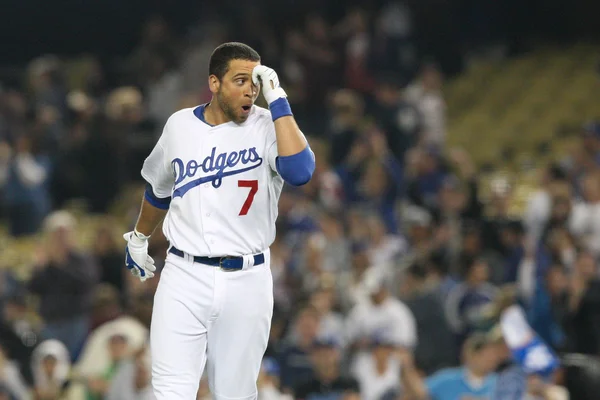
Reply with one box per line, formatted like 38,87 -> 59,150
252,65 -> 292,121
252,65 -> 287,104
123,231 -> 156,282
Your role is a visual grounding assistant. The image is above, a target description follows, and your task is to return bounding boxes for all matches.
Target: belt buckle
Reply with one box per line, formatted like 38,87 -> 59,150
219,256 -> 235,271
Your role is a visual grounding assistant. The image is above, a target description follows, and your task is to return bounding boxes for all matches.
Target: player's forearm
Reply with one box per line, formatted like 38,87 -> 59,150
255,66 -> 315,185
272,114 -> 315,186
273,115 -> 307,156
135,197 -> 168,237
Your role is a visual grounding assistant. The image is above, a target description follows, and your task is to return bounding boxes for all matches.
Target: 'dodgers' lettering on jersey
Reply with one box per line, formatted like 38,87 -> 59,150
172,147 -> 263,198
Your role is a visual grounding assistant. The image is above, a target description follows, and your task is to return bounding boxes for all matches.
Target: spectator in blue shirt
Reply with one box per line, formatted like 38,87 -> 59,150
445,257 -> 498,346
401,332 -> 499,400
278,306 -> 321,392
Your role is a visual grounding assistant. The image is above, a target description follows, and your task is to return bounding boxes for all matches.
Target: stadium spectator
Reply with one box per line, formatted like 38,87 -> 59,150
350,332 -> 401,400
400,333 -> 499,400
28,211 -> 98,359
401,262 -> 457,374
292,337 -> 359,400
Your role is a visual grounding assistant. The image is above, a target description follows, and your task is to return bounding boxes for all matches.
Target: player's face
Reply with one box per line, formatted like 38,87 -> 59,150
216,59 -> 260,124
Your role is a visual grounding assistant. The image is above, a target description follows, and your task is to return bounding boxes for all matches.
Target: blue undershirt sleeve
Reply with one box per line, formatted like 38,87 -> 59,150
144,183 -> 171,210
275,145 -> 315,186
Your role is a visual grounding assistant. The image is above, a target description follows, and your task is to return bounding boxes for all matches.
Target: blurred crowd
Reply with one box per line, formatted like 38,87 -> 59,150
1,1 -> 600,399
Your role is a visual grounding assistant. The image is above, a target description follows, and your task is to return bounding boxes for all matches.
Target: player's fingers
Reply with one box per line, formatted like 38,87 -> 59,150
146,262 -> 156,273
267,69 -> 279,89
252,67 -> 261,86
146,255 -> 155,265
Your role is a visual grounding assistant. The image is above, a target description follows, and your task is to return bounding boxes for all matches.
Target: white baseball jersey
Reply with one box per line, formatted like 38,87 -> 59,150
141,104 -> 284,257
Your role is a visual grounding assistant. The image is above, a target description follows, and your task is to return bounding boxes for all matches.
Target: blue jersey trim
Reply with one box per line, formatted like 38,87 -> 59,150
193,104 -> 215,127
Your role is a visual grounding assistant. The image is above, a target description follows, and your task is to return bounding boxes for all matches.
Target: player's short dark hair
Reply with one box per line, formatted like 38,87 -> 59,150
209,42 -> 260,80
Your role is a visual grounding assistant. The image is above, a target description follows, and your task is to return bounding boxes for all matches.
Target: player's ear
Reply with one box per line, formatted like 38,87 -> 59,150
208,75 -> 220,94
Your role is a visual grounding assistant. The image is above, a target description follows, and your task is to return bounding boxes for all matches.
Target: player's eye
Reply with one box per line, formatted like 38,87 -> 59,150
236,79 -> 245,85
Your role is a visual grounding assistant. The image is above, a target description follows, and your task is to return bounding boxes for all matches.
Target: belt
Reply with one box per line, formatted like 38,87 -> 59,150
168,247 -> 264,271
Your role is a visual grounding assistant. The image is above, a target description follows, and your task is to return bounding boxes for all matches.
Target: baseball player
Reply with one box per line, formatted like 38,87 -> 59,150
122,42 -> 315,400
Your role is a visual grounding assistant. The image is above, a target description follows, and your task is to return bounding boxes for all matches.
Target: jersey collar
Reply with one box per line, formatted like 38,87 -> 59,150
193,103 -> 214,127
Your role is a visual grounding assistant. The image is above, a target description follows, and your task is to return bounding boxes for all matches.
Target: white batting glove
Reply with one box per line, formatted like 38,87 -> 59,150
123,231 -> 156,282
252,65 -> 287,105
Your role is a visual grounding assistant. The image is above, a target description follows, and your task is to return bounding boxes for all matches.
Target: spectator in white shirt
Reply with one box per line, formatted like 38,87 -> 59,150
345,267 -> 417,370
366,213 -> 408,269
569,172 -> 600,257
523,164 -> 568,245
405,63 -> 446,148
309,285 -> 346,346
351,332 -> 402,400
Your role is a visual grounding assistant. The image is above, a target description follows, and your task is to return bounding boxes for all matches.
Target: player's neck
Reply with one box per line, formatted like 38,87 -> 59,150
204,101 -> 231,125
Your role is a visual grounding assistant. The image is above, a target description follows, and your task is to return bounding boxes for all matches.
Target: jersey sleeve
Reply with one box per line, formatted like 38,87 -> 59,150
141,125 -> 173,199
264,118 -> 315,186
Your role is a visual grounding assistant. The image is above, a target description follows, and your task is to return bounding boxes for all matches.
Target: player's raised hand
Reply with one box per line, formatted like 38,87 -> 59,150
252,65 -> 287,105
123,231 -> 156,282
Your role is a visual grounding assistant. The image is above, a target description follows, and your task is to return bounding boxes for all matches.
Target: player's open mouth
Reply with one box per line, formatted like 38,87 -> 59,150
241,105 -> 251,113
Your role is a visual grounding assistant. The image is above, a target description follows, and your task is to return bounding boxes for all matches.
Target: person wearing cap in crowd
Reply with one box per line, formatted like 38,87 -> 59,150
350,330 -> 401,400
292,336 -> 359,400
28,210 -> 98,361
345,265 -> 417,371
257,357 -> 292,400
400,332 -> 499,400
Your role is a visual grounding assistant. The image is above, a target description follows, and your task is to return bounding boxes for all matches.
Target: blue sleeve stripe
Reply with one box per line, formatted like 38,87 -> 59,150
275,145 -> 315,186
144,183 -> 171,210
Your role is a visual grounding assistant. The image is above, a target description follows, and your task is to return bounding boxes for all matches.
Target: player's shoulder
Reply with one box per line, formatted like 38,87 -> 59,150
161,106 -> 210,140
165,107 -> 197,126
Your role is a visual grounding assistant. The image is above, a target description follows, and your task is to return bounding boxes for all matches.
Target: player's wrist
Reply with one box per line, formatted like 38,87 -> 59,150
131,229 -> 150,246
265,87 -> 287,105
269,96 -> 293,121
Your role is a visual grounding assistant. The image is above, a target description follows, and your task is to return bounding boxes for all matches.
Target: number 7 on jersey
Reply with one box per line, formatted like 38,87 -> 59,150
238,180 -> 258,216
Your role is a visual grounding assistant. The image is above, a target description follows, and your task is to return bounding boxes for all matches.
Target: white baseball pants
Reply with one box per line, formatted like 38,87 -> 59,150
150,249 -> 273,400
